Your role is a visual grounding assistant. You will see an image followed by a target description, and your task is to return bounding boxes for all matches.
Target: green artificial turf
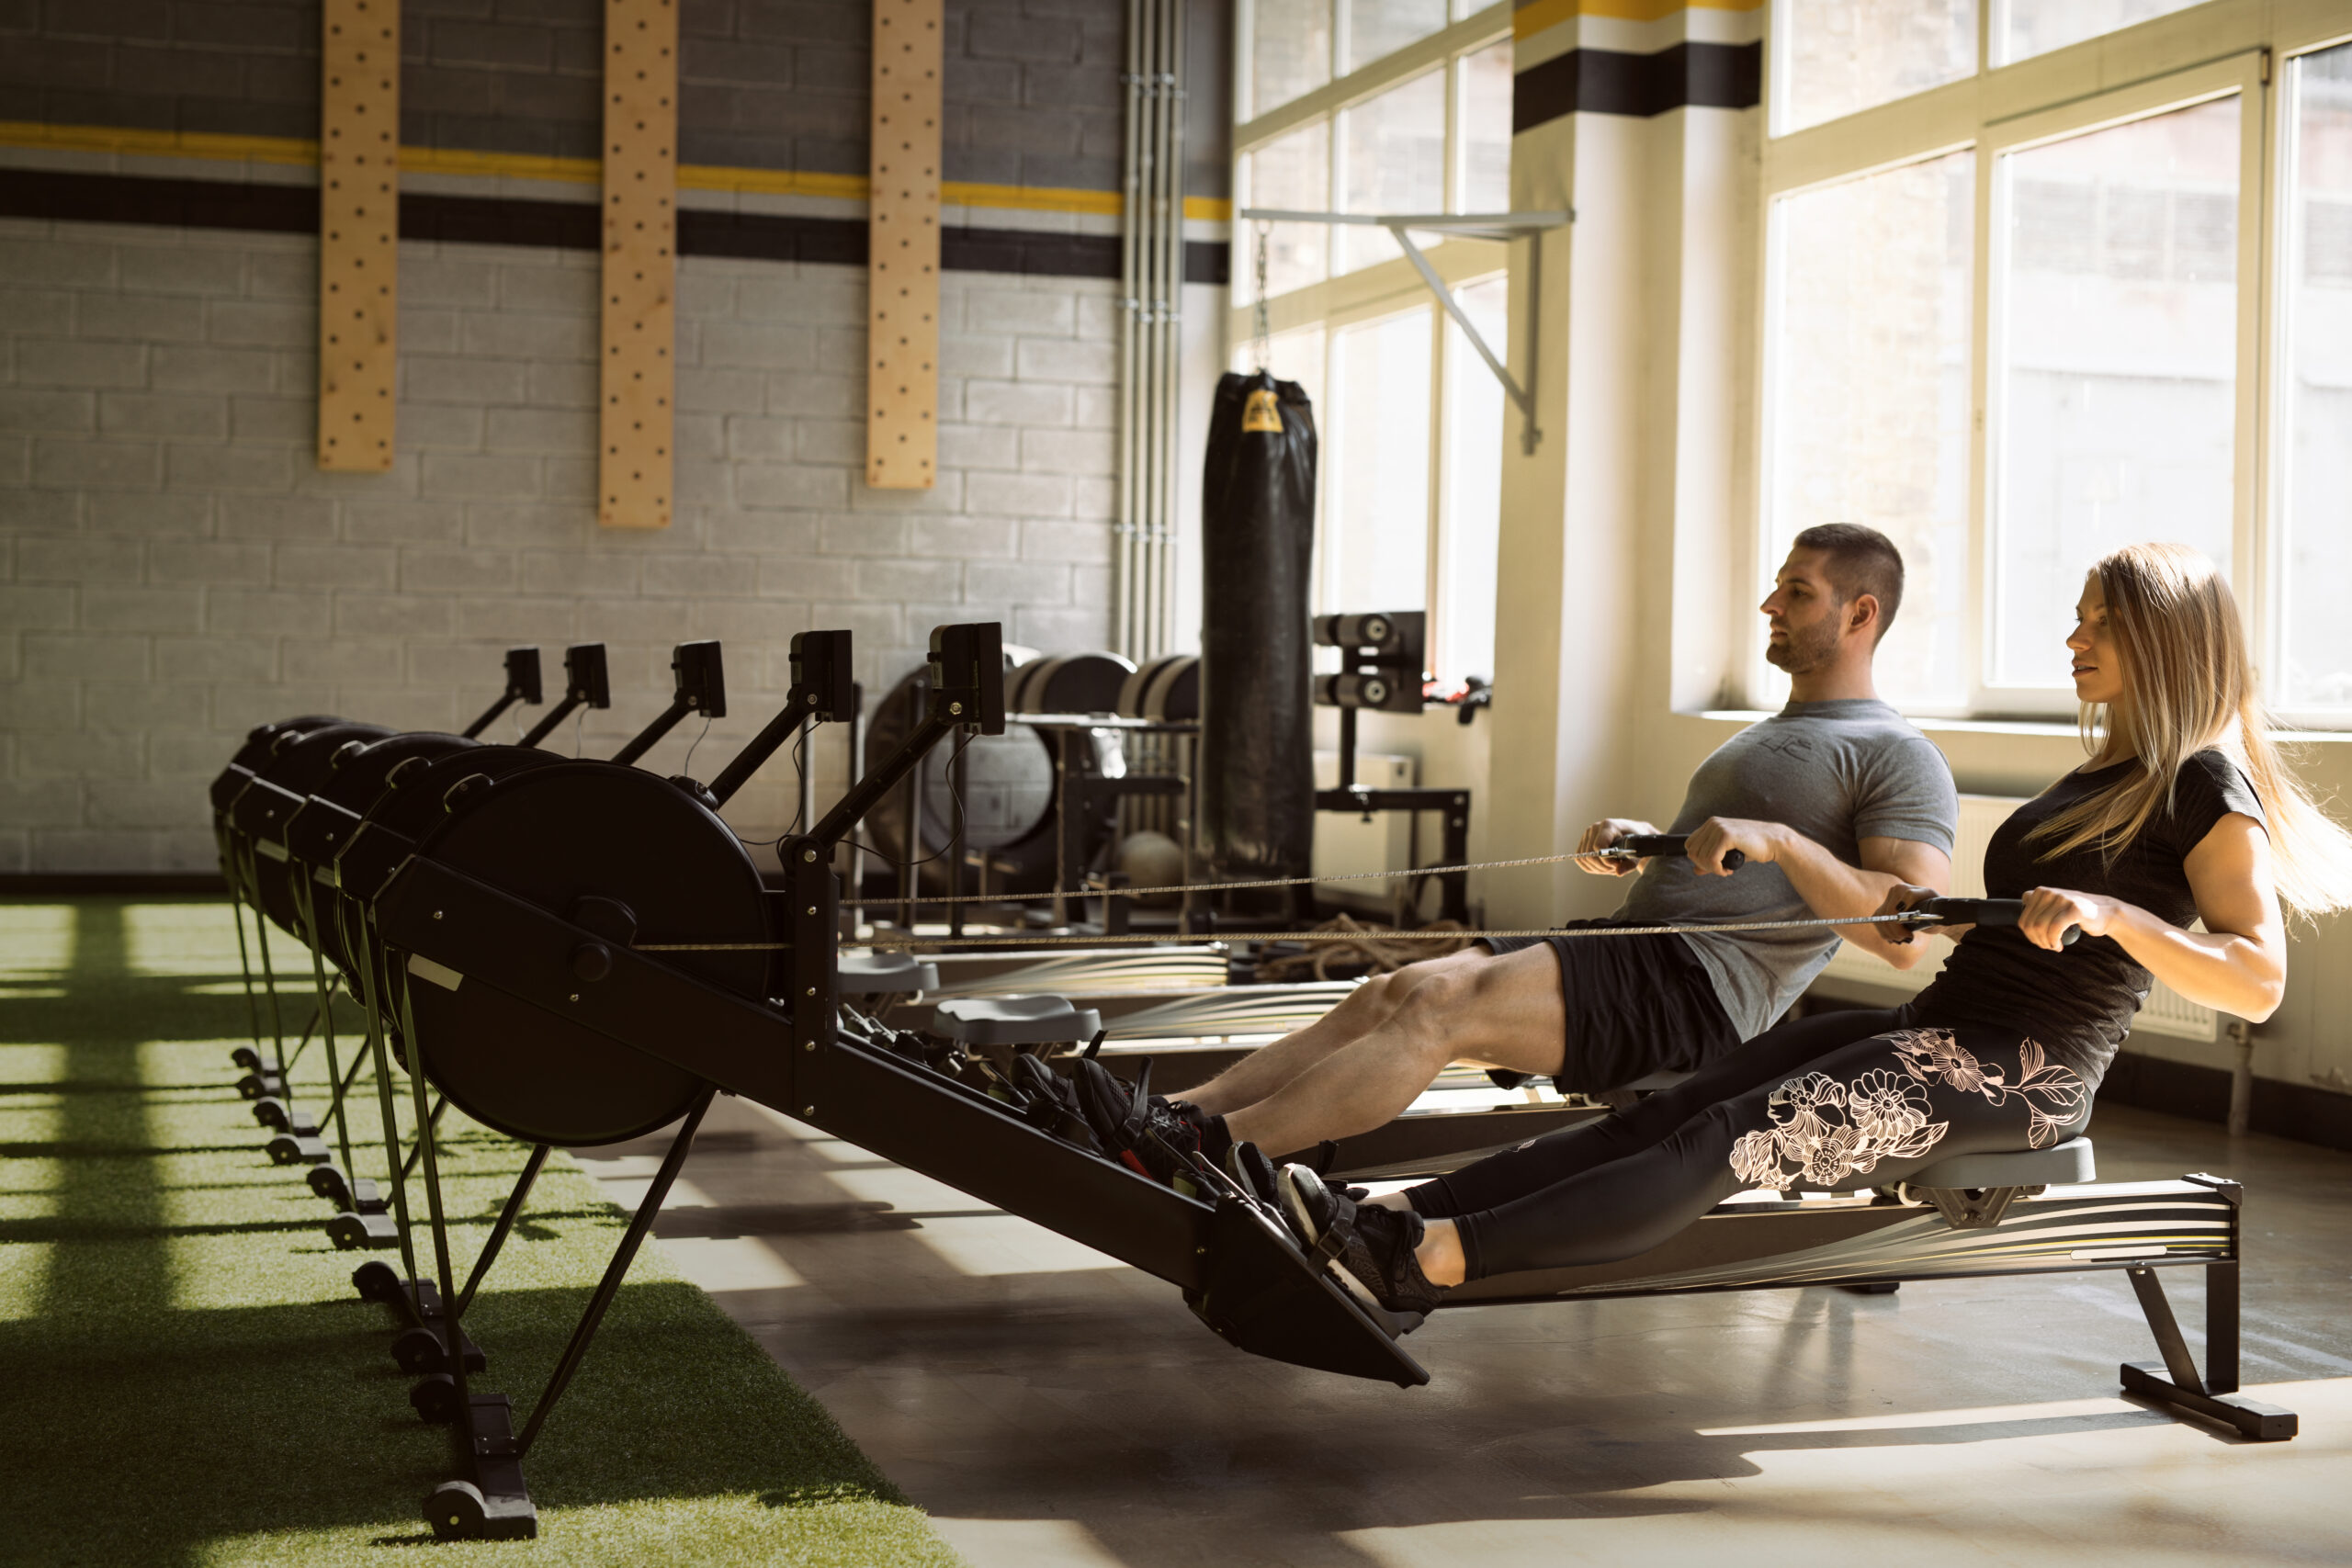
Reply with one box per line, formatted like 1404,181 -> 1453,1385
0,897 -> 965,1568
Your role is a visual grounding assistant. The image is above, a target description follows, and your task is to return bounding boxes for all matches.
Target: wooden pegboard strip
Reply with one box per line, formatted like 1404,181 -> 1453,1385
600,0 -> 678,529
866,0 -> 943,490
317,0 -> 398,472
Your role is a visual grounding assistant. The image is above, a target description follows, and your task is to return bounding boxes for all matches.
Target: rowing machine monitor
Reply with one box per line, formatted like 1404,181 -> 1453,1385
702,629 -> 854,807
926,621 -> 1006,733
1609,833 -> 1747,873
461,648 -> 543,739
1907,896 -> 2081,946
519,644 -> 612,748
673,640 -> 726,719
610,642 -> 729,767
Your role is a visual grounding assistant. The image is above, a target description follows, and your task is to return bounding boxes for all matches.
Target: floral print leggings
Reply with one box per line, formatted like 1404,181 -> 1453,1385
1407,1004 -> 2091,1282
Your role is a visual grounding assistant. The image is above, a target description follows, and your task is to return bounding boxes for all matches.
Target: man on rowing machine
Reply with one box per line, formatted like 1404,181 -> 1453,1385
1082,524 -> 1960,1183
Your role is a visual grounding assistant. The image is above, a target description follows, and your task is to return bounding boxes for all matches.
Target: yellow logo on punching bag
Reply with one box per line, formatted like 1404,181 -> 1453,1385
1241,388 -> 1284,434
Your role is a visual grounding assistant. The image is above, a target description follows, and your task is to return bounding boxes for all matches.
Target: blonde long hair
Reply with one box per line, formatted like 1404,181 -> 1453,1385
2027,542 -> 2352,919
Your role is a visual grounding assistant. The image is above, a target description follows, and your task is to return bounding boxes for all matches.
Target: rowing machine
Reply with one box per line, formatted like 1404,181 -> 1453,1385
210,624 -> 2287,1539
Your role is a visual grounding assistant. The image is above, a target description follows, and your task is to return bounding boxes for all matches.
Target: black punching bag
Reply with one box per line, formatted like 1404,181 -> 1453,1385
1200,369 -> 1317,916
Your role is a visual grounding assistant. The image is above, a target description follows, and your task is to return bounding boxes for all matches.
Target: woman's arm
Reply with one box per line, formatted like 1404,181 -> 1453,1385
2018,813 -> 2286,1021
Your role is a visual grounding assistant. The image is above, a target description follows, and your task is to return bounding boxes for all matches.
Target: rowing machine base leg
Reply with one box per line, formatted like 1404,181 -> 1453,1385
2120,1263 -> 2295,1441
327,1210 -> 401,1250
425,1395 -> 537,1540
358,1271 -> 486,1373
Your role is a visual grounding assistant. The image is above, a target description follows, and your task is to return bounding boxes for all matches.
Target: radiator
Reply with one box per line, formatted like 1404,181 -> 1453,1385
1813,793 -> 2218,1043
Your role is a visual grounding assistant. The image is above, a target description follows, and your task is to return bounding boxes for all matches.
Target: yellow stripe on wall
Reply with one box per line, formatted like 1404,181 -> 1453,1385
0,120 -> 1232,223
1513,0 -> 1763,39
0,119 -> 321,166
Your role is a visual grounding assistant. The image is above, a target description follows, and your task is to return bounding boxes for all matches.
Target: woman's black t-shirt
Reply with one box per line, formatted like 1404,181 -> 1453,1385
1913,749 -> 2266,1089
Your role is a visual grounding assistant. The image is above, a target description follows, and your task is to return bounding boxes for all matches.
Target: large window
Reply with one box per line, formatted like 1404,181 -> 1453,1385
1234,1 -> 1513,682
1989,92 -> 2245,691
2278,42 -> 2352,710
1762,3 -> 2350,722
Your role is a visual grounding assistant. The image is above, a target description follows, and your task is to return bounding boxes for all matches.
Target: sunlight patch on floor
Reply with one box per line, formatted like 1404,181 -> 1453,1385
929,1517 -> 1126,1568
1339,1378 -> 2352,1568
123,902 -> 248,977
907,1214 -> 1128,1277
655,1235 -> 806,1292
0,905 -> 74,980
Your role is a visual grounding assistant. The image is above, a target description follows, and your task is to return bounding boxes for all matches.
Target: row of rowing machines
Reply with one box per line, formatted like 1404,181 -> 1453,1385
209,622 -> 2292,1543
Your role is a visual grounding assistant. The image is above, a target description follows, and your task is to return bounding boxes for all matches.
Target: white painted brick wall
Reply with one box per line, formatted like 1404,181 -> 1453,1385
0,218 -> 1119,873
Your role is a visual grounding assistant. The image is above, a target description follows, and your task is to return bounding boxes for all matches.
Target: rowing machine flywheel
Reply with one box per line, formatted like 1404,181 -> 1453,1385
401,762 -> 773,1146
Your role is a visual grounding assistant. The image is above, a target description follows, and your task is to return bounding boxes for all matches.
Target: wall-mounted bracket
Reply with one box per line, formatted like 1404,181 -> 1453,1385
1238,209 -> 1568,455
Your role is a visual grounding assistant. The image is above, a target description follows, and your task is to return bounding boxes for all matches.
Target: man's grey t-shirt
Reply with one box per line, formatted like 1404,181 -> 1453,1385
1616,698 -> 1958,1041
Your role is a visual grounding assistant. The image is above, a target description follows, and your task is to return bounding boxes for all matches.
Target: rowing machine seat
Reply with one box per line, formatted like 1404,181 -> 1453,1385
1905,1137 -> 2096,1190
933,995 -> 1104,1047
839,950 -> 940,995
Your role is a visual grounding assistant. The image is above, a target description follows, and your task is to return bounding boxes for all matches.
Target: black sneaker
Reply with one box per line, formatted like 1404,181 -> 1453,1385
1073,1057 -> 1204,1190
1276,1165 -> 1446,1318
1223,1141 -> 1279,1209
1011,1055 -> 1103,1156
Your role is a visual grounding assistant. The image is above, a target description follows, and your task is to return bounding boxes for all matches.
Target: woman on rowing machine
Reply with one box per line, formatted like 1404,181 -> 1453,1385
1274,542 -> 2352,1319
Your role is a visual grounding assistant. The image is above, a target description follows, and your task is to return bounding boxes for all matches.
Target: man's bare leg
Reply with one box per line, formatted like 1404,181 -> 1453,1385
1181,947 -> 1494,1117
1222,944 -> 1566,1157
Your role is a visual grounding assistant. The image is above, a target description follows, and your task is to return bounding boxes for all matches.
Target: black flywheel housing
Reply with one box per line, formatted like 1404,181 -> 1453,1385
398,761 -> 774,1146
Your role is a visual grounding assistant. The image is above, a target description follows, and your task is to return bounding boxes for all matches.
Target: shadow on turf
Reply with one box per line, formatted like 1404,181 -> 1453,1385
1,899 -> 928,1566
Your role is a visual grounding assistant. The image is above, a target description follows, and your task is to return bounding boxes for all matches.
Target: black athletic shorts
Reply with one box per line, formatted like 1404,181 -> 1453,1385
1479,919 -> 1741,1095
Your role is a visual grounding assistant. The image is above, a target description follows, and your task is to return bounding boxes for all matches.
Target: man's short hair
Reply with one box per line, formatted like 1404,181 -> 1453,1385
1791,523 -> 1904,641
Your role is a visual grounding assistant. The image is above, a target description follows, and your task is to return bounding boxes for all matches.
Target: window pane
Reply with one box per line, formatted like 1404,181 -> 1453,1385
1242,121 -> 1330,299
1997,0 -> 2205,66
1778,0 -> 1975,136
1231,324 -> 1327,390
1347,0 -> 1447,73
1766,152 -> 1973,708
1329,309 -> 1434,615
1340,70 -> 1445,273
1252,0 -> 1331,118
1458,40 -> 1512,213
1441,276 -> 1508,680
2279,44 -> 2352,712
1992,97 -> 2240,687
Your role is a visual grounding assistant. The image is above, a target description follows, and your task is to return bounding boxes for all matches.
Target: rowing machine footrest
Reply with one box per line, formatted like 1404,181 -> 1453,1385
839,949 -> 942,995
1186,1195 -> 1430,1388
933,994 -> 1105,1046
1908,1137 -> 2094,1190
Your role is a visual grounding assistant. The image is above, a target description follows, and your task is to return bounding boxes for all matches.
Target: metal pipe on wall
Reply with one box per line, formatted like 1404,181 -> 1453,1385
1117,0 -> 1185,662
1117,0 -> 1145,659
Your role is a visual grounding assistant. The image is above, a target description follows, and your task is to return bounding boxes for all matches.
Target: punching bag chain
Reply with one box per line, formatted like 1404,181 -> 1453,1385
1251,220 -> 1272,369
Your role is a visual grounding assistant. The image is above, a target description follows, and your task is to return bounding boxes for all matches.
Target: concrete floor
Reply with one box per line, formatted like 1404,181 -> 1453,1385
582,1097 -> 2352,1567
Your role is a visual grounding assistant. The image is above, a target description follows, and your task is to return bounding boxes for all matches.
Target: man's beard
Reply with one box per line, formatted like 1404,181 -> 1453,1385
1764,616 -> 1839,673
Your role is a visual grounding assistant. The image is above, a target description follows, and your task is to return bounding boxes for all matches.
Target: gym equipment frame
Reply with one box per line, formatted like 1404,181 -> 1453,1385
210,624 -> 2296,1540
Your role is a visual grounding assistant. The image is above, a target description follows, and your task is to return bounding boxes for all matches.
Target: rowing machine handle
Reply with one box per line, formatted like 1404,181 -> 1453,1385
1913,897 -> 2081,946
1617,833 -> 1745,873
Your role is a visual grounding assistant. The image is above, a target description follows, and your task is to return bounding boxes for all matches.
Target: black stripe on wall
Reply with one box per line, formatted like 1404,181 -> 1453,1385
1512,41 -> 1762,133
0,167 -> 1232,285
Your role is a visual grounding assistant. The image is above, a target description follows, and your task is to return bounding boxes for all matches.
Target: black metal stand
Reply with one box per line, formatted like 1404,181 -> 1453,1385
423,1092 -> 714,1540
1312,781 -> 1472,925
2117,1177 -> 2296,1440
